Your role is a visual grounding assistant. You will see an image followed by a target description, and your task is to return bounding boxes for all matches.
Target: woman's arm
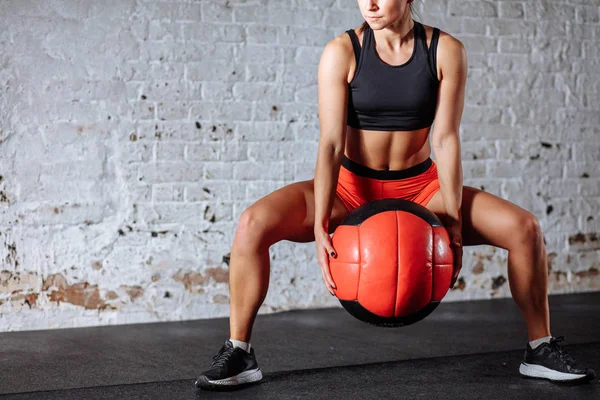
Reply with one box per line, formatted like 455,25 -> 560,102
431,33 -> 468,224
313,35 -> 352,293
314,37 -> 352,234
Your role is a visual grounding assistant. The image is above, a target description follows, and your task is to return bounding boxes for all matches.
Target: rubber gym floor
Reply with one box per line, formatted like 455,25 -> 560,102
0,291 -> 598,400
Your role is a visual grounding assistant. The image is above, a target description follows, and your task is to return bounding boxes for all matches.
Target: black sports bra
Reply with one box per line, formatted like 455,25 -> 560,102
346,21 -> 440,131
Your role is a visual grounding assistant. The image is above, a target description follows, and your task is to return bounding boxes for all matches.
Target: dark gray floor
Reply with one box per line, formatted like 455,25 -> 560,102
1,292 -> 598,399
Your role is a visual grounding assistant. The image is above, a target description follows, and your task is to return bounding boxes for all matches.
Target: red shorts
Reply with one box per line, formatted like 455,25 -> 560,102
336,156 -> 441,212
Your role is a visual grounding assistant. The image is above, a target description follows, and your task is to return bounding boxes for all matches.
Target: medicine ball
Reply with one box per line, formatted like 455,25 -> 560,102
330,198 -> 454,327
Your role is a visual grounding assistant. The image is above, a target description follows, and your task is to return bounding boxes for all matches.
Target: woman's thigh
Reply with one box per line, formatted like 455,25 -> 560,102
242,179 -> 351,244
424,186 -> 538,250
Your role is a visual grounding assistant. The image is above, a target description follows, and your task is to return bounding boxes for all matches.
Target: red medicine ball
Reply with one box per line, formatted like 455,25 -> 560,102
330,199 -> 454,327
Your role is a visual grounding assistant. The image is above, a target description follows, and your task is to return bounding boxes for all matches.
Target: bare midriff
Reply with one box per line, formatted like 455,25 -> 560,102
343,125 -> 432,171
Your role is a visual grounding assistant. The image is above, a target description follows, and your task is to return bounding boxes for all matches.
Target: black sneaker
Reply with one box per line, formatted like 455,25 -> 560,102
195,340 -> 263,390
519,336 -> 596,383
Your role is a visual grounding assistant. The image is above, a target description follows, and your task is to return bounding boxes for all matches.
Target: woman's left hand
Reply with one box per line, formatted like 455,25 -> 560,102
444,219 -> 463,289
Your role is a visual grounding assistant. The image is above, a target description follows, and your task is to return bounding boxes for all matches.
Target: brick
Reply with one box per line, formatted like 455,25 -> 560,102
524,2 -> 576,21
498,2 -> 524,19
139,163 -> 203,184
156,143 -> 185,161
186,182 -> 232,202
2,0 -> 599,330
201,2 -> 234,23
153,184 -> 185,202
449,0 -> 497,18
185,23 -> 245,43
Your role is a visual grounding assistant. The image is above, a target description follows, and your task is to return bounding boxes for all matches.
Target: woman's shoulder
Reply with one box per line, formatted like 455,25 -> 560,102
421,23 -> 464,53
319,29 -> 357,65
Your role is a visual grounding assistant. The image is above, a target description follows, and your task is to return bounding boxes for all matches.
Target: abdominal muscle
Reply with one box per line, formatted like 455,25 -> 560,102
343,125 -> 432,171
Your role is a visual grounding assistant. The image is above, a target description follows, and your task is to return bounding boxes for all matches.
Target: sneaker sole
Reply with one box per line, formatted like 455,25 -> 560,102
519,362 -> 592,382
195,368 -> 263,389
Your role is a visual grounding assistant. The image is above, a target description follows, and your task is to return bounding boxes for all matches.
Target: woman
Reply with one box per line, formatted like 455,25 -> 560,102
195,0 -> 595,390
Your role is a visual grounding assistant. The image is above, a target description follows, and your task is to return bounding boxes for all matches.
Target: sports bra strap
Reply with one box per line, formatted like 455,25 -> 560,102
428,27 -> 440,80
346,29 -> 361,67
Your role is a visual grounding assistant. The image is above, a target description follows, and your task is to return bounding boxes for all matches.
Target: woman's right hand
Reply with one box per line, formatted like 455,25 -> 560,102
314,228 -> 337,295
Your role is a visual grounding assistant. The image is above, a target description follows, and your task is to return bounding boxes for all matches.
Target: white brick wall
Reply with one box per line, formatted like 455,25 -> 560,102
0,0 -> 598,332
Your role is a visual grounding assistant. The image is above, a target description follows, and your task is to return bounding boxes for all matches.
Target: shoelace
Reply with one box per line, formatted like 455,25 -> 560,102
548,336 -> 575,364
211,344 -> 236,368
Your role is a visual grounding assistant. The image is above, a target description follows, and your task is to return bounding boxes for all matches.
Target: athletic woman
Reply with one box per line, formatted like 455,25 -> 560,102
195,0 -> 595,389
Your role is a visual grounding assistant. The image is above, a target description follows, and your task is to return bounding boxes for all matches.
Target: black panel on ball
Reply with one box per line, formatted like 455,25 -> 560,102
340,198 -> 443,227
339,300 -> 441,328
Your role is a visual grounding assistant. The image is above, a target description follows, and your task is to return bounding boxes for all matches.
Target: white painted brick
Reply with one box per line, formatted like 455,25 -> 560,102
232,83 -> 295,103
128,185 -> 153,203
535,21 -> 568,38
279,26 -> 336,46
235,44 -> 283,65
572,143 -> 600,163
245,64 -> 280,82
486,19 -> 535,37
488,53 -> 530,72
498,37 -> 532,54
235,122 -> 294,141
156,143 -> 185,161
322,8 -> 363,28
253,102 -> 319,123
496,140 -> 570,162
204,162 -> 234,180
156,102 -> 189,121
149,21 -> 184,42
282,64 -> 317,85
460,36 -> 497,54
292,123 -> 320,141
185,23 -> 245,43
134,2 -> 202,22
498,2 -> 524,19
190,101 -> 252,122
461,106 -> 503,124
202,82 -> 233,102
297,0 -> 336,9
449,0 -> 497,18
153,184 -> 185,202
295,85 -> 318,103
579,180 -> 600,197
246,25 -> 279,44
294,162 -> 317,181
201,2 -> 234,23
461,160 -> 487,178
2,0 -> 599,332
140,163 -> 203,184
135,121 -> 204,142
279,141 -> 319,162
524,2 -> 576,21
229,182 -> 248,201
465,53 -> 489,69
461,140 -> 497,160
566,21 -> 597,39
575,5 -> 600,23
233,161 -> 284,180
247,142 -> 281,161
186,182 -> 232,202
187,61 -> 243,82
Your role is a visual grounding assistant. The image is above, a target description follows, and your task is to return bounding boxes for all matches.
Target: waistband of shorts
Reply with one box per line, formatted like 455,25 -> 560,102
341,155 -> 433,180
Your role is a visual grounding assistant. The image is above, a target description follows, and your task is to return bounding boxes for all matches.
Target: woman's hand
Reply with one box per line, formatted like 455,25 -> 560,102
443,219 -> 463,288
314,228 -> 337,295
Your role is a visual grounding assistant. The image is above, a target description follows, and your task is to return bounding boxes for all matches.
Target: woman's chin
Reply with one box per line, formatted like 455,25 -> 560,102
366,19 -> 386,30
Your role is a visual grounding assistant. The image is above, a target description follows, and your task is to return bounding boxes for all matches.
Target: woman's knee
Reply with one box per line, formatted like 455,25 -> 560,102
234,206 -> 278,249
512,212 -> 543,247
